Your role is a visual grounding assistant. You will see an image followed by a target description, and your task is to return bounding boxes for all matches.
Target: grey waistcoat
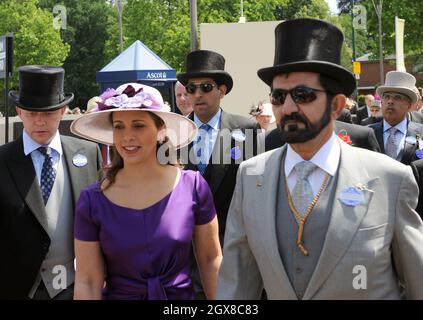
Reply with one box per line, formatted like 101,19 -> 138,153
28,156 -> 75,299
276,153 -> 338,299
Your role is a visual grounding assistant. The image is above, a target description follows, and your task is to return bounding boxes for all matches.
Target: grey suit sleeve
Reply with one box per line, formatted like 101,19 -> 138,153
217,164 -> 263,299
392,165 -> 423,299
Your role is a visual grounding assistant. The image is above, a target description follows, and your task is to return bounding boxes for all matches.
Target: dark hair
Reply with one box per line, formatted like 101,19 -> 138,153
101,111 -> 179,191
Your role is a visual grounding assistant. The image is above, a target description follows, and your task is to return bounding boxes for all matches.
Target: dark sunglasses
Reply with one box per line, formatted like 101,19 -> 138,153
270,86 -> 327,105
185,83 -> 217,94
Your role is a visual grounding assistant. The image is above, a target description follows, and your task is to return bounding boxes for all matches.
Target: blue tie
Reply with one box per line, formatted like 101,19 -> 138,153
196,124 -> 212,175
38,147 -> 57,205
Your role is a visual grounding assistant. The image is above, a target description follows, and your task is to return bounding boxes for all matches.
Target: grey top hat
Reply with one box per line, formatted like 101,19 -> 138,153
376,71 -> 418,104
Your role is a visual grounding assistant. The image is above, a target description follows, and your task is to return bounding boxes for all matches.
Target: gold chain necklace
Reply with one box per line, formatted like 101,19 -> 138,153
285,173 -> 330,256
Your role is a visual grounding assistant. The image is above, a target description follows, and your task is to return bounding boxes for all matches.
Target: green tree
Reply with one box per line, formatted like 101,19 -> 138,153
275,0 -> 330,20
38,0 -> 113,109
0,0 -> 69,115
336,0 -> 423,57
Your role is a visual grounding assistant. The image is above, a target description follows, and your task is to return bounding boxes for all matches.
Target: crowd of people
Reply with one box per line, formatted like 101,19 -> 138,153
1,17 -> 423,300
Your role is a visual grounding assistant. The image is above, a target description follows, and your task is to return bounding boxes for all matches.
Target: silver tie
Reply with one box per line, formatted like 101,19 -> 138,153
385,127 -> 398,159
292,161 -> 316,218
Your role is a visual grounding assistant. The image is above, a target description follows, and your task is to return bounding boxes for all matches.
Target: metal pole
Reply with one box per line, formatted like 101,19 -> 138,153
377,3 -> 384,84
351,0 -> 356,61
351,0 -> 358,98
4,73 -> 9,143
117,0 -> 124,52
189,0 -> 198,51
373,0 -> 384,85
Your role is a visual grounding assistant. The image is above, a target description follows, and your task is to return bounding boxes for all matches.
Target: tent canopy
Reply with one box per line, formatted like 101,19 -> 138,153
96,40 -> 176,91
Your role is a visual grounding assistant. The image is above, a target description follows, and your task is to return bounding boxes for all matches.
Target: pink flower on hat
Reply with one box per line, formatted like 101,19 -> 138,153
99,88 -> 118,101
95,85 -> 161,111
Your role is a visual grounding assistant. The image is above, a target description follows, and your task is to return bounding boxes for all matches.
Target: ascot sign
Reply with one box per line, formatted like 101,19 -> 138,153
146,71 -> 168,79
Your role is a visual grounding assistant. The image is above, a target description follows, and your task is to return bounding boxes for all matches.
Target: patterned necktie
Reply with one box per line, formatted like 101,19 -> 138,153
292,161 -> 316,218
196,124 -> 212,175
385,127 -> 398,159
38,147 -> 57,205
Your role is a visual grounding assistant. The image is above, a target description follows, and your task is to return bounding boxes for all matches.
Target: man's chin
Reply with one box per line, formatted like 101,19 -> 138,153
279,128 -> 320,144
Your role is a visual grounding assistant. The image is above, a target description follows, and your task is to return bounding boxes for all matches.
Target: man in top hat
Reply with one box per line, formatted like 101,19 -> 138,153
217,18 -> 423,300
0,65 -> 102,299
177,50 -> 259,243
369,71 -> 423,165
177,49 -> 259,299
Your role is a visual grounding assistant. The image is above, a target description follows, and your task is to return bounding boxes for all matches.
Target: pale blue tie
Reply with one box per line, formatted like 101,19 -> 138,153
292,161 -> 316,218
38,146 -> 57,205
385,127 -> 398,159
196,124 -> 212,175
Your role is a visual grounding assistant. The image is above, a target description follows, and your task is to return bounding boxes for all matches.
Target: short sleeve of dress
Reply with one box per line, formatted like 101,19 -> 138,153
193,171 -> 217,225
74,187 -> 100,241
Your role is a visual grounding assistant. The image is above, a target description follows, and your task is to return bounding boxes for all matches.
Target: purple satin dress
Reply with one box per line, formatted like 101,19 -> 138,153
74,170 -> 216,300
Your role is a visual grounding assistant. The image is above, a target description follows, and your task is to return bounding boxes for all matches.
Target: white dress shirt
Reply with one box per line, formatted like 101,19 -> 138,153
285,133 -> 341,197
23,130 -> 63,185
382,118 -> 407,157
193,109 -> 221,162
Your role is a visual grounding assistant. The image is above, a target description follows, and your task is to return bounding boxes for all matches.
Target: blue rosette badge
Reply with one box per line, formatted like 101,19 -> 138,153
416,133 -> 423,159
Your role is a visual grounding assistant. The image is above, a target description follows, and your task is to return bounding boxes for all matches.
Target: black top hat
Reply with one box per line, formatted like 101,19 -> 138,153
257,18 -> 356,96
9,65 -> 74,111
177,50 -> 233,94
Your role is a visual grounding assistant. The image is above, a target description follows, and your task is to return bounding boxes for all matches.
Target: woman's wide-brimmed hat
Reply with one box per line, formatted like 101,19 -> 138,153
177,50 -> 233,94
257,18 -> 356,96
9,65 -> 74,111
70,83 -> 197,149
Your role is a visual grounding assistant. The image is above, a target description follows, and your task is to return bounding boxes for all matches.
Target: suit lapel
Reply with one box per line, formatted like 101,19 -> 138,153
254,146 -> 297,299
400,122 -> 418,164
61,136 -> 90,204
6,137 -> 49,233
303,143 -> 378,300
373,122 -> 385,153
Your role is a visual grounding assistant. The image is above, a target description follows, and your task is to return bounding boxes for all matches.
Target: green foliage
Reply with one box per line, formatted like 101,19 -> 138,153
0,0 -> 69,115
336,0 -> 423,58
38,0 -> 112,109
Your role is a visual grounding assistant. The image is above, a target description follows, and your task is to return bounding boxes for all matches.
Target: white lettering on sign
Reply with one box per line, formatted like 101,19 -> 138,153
147,72 -> 167,79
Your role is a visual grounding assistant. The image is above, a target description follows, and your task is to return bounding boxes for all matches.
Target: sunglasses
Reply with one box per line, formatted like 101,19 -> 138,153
382,93 -> 410,102
185,83 -> 217,94
270,86 -> 326,105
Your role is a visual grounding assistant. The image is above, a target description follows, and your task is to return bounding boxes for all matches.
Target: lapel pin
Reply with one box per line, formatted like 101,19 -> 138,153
405,136 -> 416,145
231,129 -> 246,142
72,154 -> 88,167
338,186 -> 365,206
231,146 -> 242,160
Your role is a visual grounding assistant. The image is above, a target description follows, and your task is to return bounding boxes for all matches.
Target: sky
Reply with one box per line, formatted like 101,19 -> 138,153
325,0 -> 340,14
